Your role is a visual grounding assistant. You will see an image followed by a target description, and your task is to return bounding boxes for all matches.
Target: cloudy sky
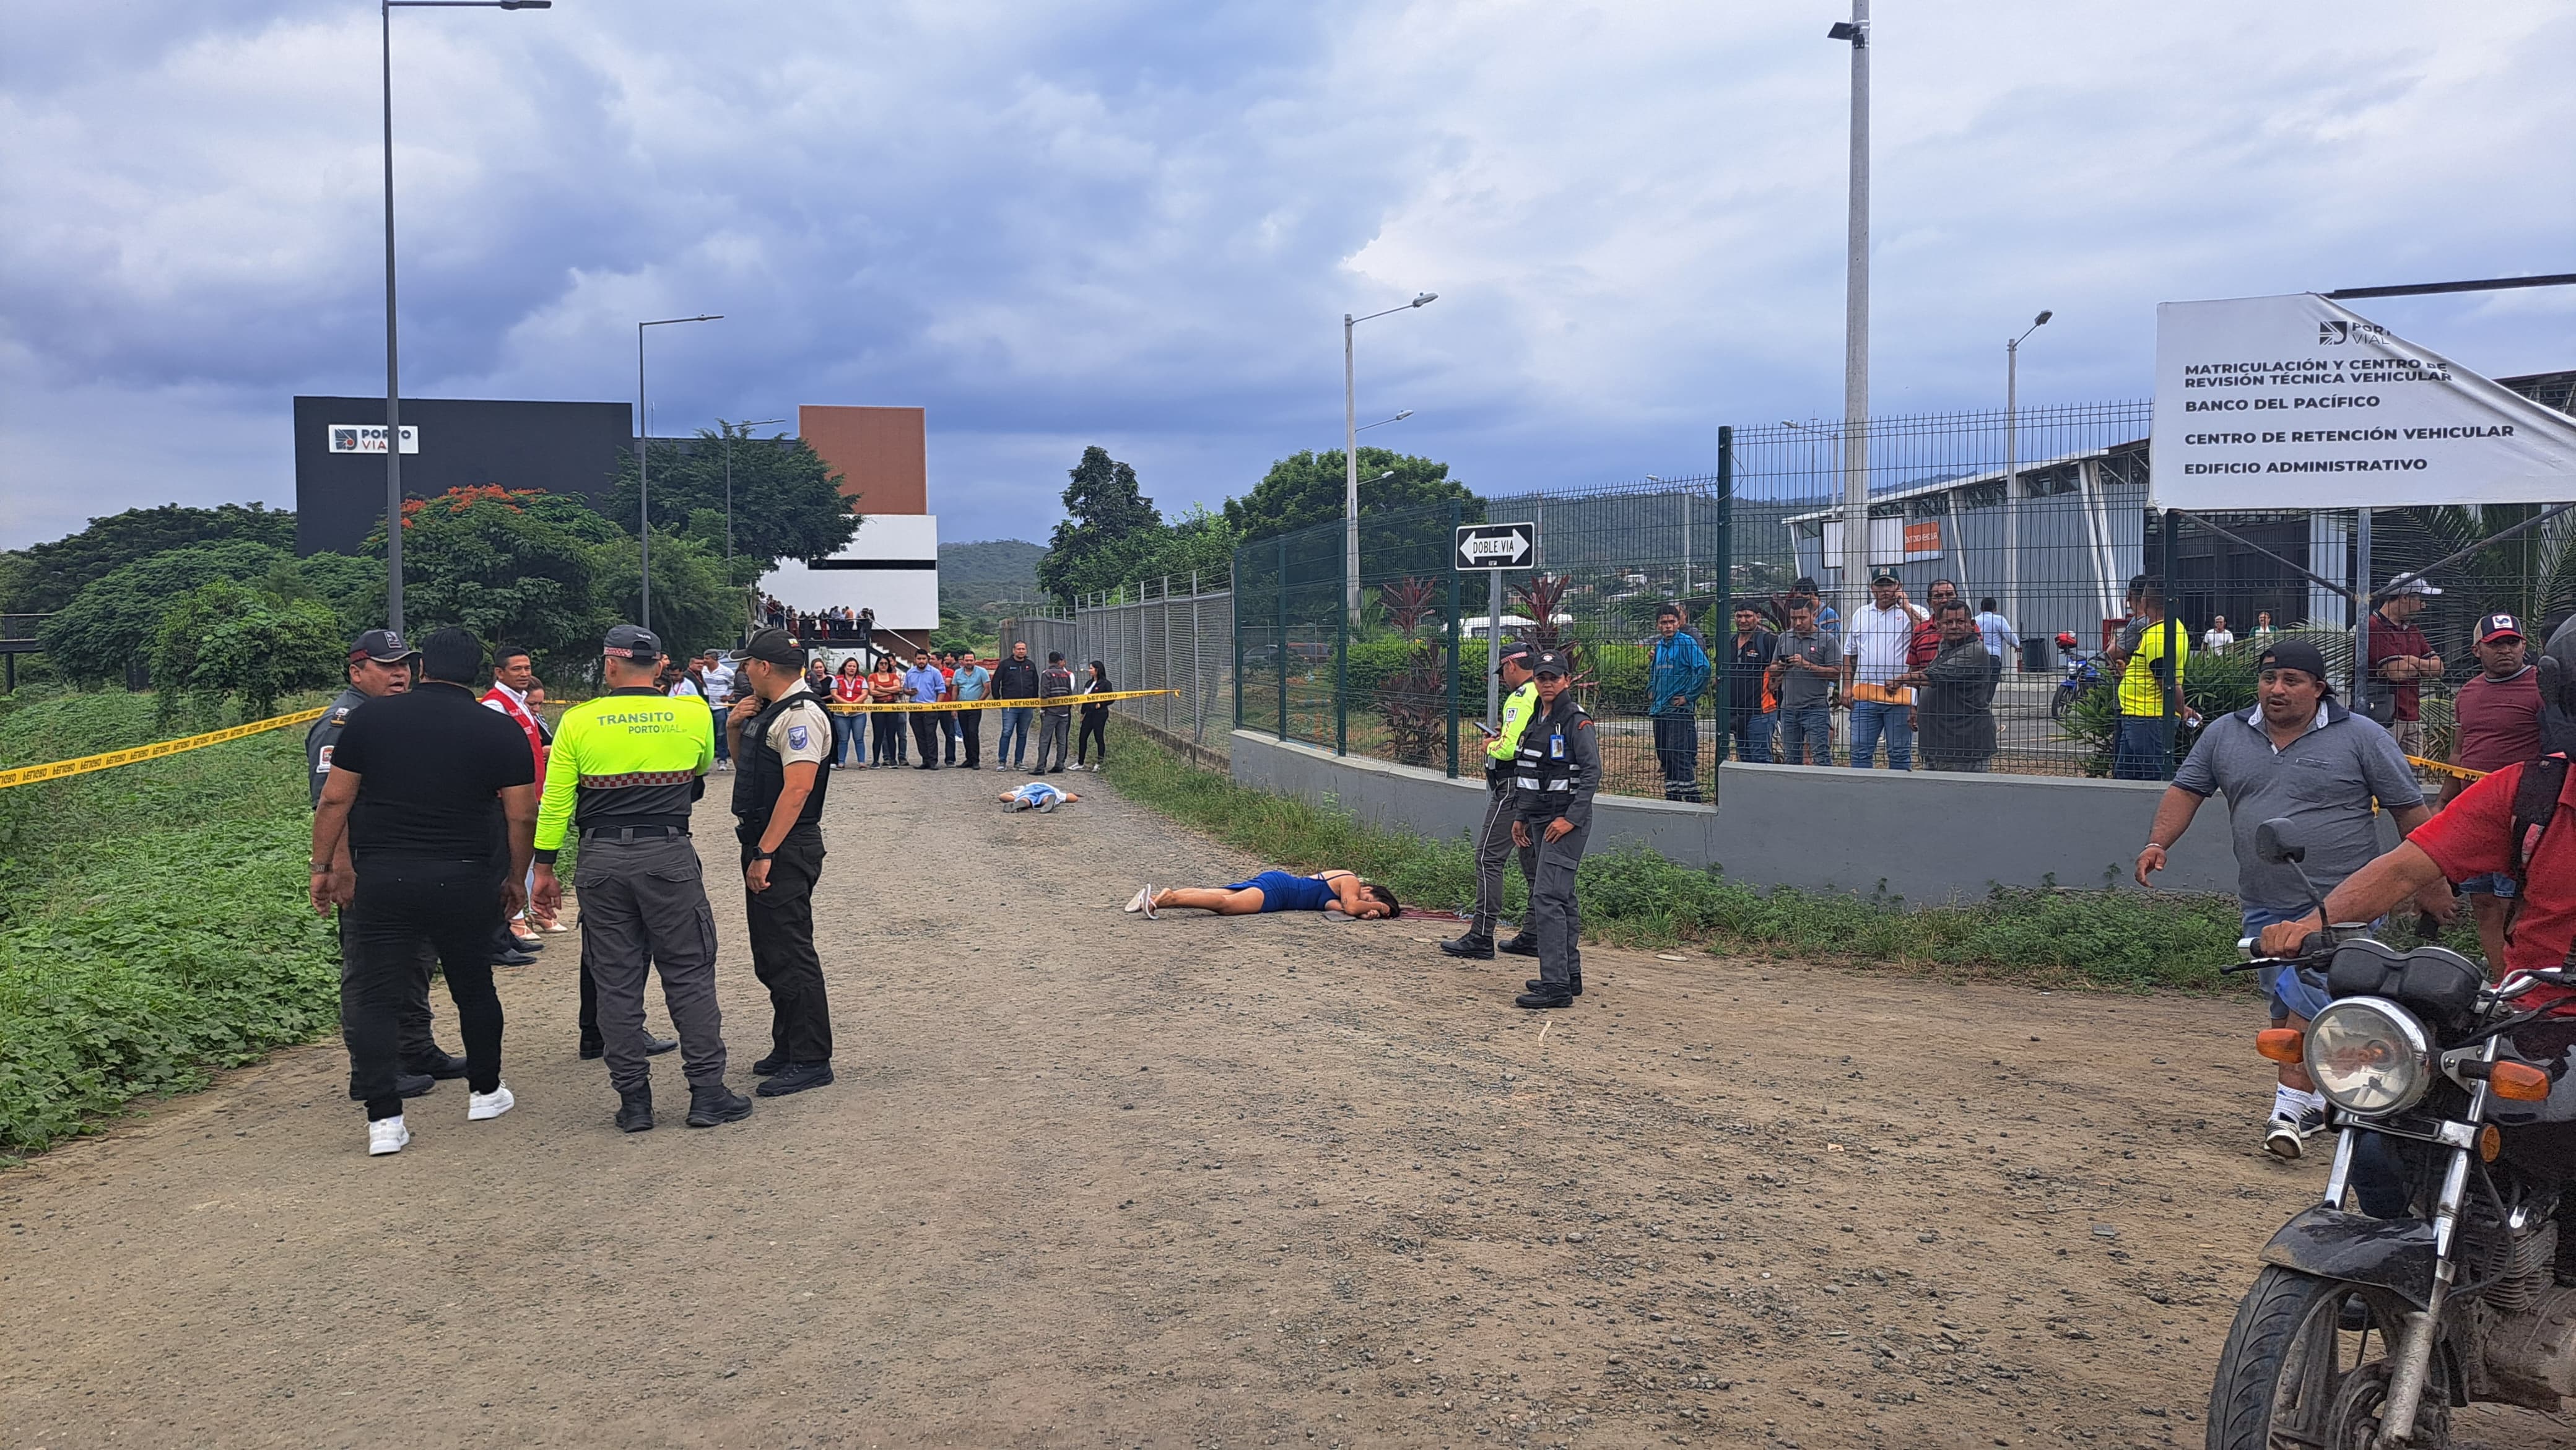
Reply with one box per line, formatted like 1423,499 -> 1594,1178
2,1 -> 2569,550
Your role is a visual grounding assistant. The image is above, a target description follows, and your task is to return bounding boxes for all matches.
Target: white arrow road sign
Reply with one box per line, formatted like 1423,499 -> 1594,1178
1455,522 -> 1536,570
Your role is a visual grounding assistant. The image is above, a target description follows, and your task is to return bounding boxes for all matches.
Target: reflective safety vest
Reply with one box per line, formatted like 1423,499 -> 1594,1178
1514,701 -> 1588,810
1486,681 -> 1540,772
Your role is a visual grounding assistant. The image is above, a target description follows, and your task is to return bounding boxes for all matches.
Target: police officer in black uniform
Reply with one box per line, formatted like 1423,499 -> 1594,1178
308,628 -> 463,1099
1511,651 -> 1599,1009
726,627 -> 841,1096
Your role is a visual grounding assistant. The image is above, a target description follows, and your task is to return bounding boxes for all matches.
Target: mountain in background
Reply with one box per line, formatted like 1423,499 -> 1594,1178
938,538 -> 1046,637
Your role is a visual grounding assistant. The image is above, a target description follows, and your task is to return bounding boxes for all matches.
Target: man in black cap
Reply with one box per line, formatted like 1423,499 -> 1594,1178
309,627 -> 537,1157
307,628 -> 463,1102
726,627 -> 840,1096
534,624 -> 747,1132
1442,641 -> 1540,960
2137,636 -> 2438,1158
1510,651 -> 1599,1009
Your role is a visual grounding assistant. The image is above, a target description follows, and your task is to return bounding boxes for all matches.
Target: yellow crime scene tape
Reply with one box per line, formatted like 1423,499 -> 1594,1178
0,706 -> 328,791
2408,755 -> 2486,784
819,688 -> 1171,714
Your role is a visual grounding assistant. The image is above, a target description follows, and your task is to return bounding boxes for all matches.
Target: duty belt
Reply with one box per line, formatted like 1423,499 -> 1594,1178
581,822 -> 690,840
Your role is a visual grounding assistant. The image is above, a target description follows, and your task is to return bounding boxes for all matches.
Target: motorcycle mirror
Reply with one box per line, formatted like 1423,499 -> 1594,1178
2253,818 -> 2305,866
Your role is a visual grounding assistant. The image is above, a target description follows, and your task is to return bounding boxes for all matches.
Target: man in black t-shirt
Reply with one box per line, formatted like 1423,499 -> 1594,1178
310,627 -> 539,1158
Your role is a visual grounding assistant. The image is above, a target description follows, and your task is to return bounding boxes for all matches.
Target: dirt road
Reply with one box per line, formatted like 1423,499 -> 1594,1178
3,760 -> 2565,1448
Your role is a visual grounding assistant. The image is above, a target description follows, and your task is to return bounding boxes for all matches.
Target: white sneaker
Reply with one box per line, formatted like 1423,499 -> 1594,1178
368,1116 -> 411,1156
2263,1108 -> 2323,1160
468,1082 -> 516,1121
1125,885 -> 1151,913
1141,885 -> 1158,920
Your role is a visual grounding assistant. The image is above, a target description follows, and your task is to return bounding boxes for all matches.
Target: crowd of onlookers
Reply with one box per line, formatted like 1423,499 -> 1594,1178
758,598 -> 874,645
1621,564 -> 2510,796
655,636 -> 1119,778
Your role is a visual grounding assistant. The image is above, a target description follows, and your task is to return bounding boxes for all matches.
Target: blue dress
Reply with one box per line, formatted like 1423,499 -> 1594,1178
1224,870 -> 1337,913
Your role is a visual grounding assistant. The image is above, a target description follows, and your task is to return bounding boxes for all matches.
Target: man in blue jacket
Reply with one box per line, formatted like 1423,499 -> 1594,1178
1645,602 -> 1712,802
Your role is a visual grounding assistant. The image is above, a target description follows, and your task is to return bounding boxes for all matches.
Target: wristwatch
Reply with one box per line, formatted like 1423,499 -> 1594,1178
749,849 -> 776,862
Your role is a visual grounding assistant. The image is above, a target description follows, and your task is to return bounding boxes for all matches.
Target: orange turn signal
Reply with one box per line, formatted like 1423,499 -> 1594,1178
2480,1124 -> 2502,1162
2256,1028 -> 2305,1065
2489,1062 -> 2551,1102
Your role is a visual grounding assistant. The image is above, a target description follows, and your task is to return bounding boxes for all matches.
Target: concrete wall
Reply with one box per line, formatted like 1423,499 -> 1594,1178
1226,729 -> 2394,906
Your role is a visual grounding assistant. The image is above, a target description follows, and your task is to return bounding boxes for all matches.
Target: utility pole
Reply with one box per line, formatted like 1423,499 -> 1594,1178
1830,2 -> 1871,628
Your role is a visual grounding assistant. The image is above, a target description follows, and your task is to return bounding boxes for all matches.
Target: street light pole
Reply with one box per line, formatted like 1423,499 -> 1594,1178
380,0 -> 550,633
1829,4 -> 1869,630
1343,292 -> 1437,624
637,313 -> 722,631
2003,309 -> 2051,652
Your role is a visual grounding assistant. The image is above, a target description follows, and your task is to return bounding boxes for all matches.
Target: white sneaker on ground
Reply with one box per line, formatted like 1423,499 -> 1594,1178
468,1083 -> 516,1121
2263,1108 -> 2323,1160
1125,885 -> 1151,914
368,1116 -> 411,1156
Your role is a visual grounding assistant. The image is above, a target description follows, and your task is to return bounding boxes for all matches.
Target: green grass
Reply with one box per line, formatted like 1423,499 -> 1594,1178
1,686 -> 340,1158
1098,719 -> 2256,992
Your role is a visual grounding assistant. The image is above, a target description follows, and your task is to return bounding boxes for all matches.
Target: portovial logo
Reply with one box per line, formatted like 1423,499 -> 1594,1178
327,424 -> 420,454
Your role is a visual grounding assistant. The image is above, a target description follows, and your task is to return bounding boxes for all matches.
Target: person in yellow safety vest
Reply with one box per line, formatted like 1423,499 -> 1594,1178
530,623 -> 753,1135
1442,641 -> 1543,960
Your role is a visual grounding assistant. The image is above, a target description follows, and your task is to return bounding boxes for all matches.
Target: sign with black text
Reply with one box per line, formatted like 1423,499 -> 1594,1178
1454,521 -> 1536,571
2151,293 -> 2575,510
326,423 -> 420,454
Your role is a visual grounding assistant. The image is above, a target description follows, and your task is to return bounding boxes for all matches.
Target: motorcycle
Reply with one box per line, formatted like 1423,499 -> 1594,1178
2204,818 -> 2576,1447
2050,648 -> 2104,723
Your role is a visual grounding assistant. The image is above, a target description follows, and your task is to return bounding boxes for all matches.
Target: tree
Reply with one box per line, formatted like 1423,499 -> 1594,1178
604,426 -> 860,576
38,540 -> 290,685
368,487 -> 609,677
587,530 -> 741,664
263,551 -> 382,640
1223,449 -> 1473,545
150,578 -> 343,723
7,503 -> 296,613
1036,446 -> 1164,604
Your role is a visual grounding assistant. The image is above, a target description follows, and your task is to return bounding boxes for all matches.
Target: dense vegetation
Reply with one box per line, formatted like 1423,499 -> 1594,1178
0,688 -> 337,1158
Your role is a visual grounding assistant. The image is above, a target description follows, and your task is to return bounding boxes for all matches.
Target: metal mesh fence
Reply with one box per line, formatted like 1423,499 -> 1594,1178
999,576 -> 1235,752
1219,401 -> 2574,792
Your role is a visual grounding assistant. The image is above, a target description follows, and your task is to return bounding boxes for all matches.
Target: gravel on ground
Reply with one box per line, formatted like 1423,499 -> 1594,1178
2,759 -> 2565,1448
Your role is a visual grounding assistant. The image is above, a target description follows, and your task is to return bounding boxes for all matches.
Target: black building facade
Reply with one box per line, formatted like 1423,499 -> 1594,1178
292,396 -> 633,555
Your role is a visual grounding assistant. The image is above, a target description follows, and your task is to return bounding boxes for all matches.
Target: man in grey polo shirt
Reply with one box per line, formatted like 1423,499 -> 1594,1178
2133,639 -> 2442,1160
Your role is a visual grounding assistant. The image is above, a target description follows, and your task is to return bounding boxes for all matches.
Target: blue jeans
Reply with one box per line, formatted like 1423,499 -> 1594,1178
1775,705 -> 1831,765
2113,716 -> 2172,781
832,713 -> 862,766
710,704 -> 731,762
997,706 -> 1035,766
1730,710 -> 1775,764
1848,699 -> 1912,770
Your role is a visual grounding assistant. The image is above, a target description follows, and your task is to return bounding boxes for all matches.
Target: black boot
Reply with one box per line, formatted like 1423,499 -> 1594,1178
1523,972 -> 1583,997
615,1086 -> 654,1133
578,1034 -> 605,1061
406,1049 -> 471,1080
751,1053 -> 786,1077
1439,933 -> 1495,960
1514,986 -> 1574,1009
1498,933 -> 1539,957
643,1035 -> 679,1056
687,1083 -> 755,1127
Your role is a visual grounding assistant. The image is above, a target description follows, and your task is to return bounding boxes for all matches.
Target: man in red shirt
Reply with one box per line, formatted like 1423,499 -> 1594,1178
2445,612 -> 2545,965
2364,575 -> 2443,757
2259,754 -> 2574,1012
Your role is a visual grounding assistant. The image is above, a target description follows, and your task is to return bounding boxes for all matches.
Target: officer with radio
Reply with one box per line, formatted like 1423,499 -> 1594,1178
727,627 -> 841,1098
1442,641 -> 1541,960
1510,651 -> 1599,1009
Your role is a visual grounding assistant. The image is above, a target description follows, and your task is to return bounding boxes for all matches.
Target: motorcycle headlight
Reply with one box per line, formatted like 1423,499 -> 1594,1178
2303,996 -> 2434,1116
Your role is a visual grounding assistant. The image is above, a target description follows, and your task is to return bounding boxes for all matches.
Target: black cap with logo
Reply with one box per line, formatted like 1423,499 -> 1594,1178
603,623 -> 664,662
729,626 -> 806,667
1492,641 -> 1533,675
1530,649 -> 1570,678
348,628 -> 419,664
2256,640 -> 2333,690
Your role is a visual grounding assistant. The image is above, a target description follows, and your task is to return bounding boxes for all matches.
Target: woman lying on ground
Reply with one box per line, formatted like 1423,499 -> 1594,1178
1125,870 -> 1398,920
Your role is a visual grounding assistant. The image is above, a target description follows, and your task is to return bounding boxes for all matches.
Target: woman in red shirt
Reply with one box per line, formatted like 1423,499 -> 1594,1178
830,657 -> 869,768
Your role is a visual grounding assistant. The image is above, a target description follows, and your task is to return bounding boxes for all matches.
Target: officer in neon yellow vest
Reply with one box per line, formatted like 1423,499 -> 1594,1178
1442,641 -> 1543,959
